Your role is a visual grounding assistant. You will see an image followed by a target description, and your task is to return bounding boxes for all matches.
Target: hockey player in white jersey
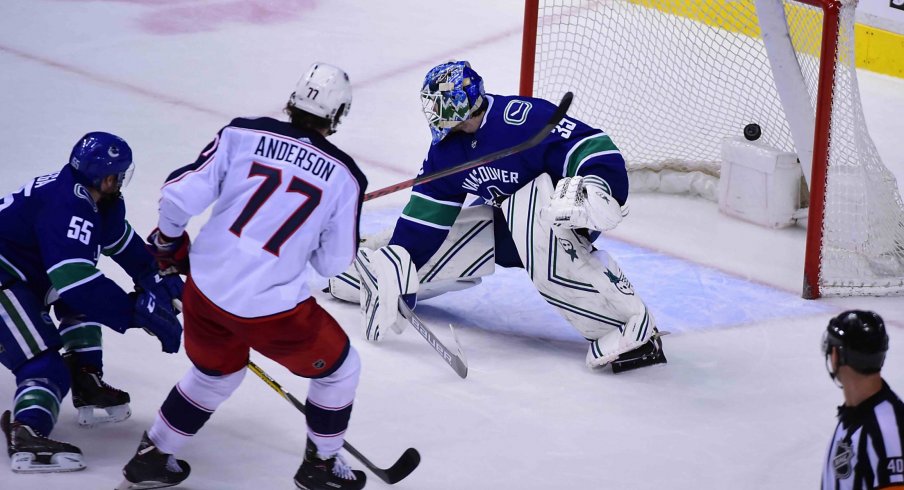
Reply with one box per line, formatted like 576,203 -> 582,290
331,61 -> 665,373
117,63 -> 369,490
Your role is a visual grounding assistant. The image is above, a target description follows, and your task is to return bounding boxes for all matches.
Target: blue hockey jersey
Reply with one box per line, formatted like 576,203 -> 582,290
389,94 -> 629,269
0,165 -> 155,332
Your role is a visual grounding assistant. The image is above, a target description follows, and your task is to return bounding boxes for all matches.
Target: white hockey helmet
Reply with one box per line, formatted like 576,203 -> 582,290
289,62 -> 352,134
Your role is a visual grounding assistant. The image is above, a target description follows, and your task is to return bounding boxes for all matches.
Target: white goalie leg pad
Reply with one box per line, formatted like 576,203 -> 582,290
327,270 -> 362,303
331,205 -> 495,303
354,245 -> 418,341
581,249 -> 658,367
585,303 -> 657,368
540,175 -> 627,232
503,174 -> 654,362
417,204 -> 496,284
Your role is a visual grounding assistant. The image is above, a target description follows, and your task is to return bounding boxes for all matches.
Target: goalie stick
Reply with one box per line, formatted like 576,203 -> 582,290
363,91 -> 574,201
247,361 -> 421,485
398,298 -> 469,379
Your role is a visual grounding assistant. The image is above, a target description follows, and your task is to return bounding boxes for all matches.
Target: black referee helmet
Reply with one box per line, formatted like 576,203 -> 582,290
823,310 -> 889,375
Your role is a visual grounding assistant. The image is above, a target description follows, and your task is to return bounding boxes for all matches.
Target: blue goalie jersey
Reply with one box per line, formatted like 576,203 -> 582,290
0,165 -> 155,331
390,93 -> 629,269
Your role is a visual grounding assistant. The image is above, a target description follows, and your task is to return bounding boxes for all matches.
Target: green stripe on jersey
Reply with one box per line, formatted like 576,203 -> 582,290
0,291 -> 42,354
61,323 -> 103,351
564,134 -> 620,177
103,221 -> 134,256
402,194 -> 461,228
47,261 -> 101,293
15,387 -> 60,421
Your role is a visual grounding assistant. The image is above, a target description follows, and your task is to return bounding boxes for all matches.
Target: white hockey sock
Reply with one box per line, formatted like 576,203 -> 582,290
148,367 -> 246,455
306,347 -> 361,456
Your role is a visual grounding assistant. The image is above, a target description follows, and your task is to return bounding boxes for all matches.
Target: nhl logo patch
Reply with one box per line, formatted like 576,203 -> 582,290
833,441 -> 854,479
312,359 -> 326,369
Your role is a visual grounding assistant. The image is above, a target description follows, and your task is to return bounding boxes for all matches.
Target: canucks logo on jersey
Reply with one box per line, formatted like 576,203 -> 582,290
503,100 -> 532,125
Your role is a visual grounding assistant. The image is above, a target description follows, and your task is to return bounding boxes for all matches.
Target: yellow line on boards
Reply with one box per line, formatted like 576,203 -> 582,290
622,0 -> 904,79
856,24 -> 904,78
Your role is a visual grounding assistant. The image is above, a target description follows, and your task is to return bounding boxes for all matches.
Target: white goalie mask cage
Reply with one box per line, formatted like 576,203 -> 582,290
289,62 -> 352,133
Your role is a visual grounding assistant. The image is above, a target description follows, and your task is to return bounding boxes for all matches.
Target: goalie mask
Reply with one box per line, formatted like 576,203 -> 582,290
289,62 -> 352,134
420,60 -> 485,144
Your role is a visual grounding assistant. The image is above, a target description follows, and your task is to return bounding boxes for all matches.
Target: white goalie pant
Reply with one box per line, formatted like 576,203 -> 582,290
328,205 -> 496,305
503,173 -> 655,365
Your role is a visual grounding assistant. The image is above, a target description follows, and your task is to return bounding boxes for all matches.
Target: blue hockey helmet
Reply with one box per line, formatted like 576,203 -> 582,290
823,310 -> 888,375
69,132 -> 134,189
420,61 -> 485,144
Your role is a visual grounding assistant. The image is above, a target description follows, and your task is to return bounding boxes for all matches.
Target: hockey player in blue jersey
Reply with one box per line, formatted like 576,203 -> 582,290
0,132 -> 184,473
335,60 -> 665,373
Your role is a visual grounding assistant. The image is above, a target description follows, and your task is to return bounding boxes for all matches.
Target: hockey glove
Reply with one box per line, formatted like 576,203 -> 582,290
147,228 -> 191,274
136,270 -> 184,314
132,291 -> 183,354
354,245 -> 418,342
541,176 -> 627,232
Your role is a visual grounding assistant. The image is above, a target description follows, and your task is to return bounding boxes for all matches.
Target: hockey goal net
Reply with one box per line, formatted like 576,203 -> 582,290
520,0 -> 904,298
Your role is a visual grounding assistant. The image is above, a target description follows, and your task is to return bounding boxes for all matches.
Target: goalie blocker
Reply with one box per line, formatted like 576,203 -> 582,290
330,174 -> 665,372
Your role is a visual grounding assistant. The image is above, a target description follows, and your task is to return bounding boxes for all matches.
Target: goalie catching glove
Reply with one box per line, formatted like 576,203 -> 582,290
353,245 -> 418,342
541,175 -> 627,232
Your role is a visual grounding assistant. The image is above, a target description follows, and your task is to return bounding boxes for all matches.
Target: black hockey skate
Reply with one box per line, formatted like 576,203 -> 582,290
294,438 -> 366,490
116,432 -> 190,490
64,353 -> 131,427
1,410 -> 85,473
611,333 -> 667,374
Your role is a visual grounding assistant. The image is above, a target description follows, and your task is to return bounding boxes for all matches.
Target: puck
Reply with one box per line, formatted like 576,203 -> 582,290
744,123 -> 762,141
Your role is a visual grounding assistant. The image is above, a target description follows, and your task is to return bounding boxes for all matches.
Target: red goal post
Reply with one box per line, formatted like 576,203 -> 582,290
520,0 -> 904,298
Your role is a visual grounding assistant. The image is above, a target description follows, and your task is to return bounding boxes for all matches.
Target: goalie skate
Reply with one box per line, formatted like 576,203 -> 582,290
1,410 -> 85,473
610,333 -> 668,374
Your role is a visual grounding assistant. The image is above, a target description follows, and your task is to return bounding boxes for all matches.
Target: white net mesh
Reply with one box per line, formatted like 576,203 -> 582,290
529,0 -> 904,296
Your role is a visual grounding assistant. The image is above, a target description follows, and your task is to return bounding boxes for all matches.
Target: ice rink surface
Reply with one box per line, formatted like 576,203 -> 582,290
1,1 -> 903,489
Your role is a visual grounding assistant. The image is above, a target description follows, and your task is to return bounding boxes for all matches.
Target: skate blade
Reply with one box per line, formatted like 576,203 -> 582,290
11,451 -> 86,473
78,404 -> 131,428
115,478 -> 182,490
78,405 -> 131,427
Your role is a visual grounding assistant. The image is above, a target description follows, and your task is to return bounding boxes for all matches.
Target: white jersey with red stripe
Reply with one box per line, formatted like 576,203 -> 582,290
158,117 -> 367,318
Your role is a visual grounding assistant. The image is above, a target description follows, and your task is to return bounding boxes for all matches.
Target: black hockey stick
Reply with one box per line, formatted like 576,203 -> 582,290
364,91 -> 574,201
398,298 -> 468,379
247,361 -> 421,484
320,278 -> 468,378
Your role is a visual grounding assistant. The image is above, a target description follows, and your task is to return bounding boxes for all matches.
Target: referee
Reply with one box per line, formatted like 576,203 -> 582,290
822,310 -> 904,489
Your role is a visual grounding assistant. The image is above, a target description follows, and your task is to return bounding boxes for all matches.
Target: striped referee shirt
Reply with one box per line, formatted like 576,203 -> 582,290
823,381 -> 904,489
